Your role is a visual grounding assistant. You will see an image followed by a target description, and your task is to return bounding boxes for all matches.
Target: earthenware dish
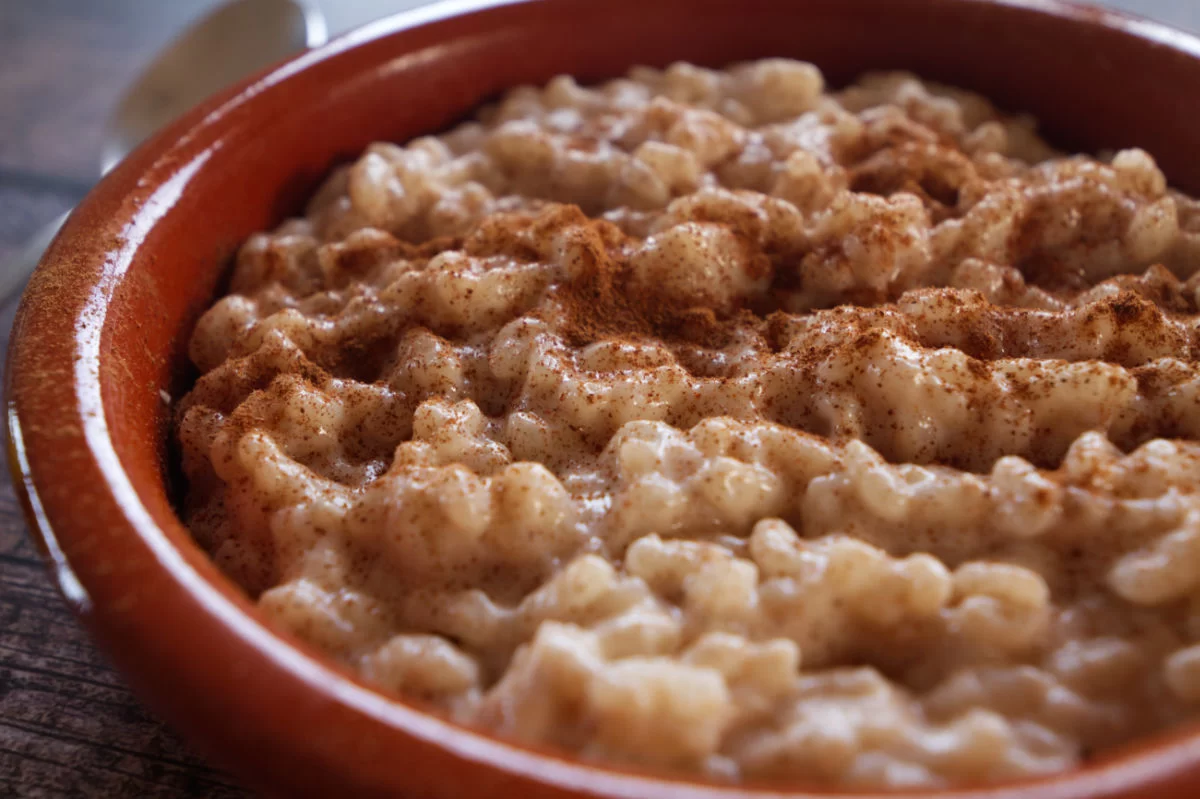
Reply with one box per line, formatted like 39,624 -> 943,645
10,0 -> 1200,796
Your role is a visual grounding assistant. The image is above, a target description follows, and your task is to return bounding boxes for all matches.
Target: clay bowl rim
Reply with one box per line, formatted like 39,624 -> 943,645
9,0 -> 1200,797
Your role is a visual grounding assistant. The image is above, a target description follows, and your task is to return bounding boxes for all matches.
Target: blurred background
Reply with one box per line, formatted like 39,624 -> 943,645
0,1 -> 1196,797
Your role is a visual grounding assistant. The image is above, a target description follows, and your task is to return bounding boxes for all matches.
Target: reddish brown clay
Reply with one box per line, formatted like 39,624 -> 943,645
9,0 -> 1200,797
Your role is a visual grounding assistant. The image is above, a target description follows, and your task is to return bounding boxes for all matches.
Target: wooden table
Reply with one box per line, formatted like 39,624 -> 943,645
0,5 -> 262,796
0,1 -> 1196,797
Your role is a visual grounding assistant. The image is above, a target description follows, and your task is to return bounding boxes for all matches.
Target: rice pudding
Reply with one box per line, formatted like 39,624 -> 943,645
176,60 -> 1200,789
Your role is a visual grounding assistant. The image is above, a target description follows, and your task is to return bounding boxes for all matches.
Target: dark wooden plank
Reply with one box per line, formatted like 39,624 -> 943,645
0,3 -> 253,791
0,3 -> 248,791
0,459 -> 248,799
0,176 -> 82,268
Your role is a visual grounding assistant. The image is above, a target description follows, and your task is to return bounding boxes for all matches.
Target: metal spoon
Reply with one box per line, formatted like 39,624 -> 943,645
0,0 -> 328,303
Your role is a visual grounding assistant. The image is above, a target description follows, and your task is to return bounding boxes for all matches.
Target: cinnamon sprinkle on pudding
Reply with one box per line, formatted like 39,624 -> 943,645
177,60 -> 1200,788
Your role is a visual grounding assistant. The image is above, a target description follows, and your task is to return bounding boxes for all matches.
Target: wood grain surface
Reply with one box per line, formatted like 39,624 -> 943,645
0,6 -> 252,798
0,1 -> 1195,797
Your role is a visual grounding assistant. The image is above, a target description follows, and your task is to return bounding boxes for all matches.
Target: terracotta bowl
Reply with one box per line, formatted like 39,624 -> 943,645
10,0 -> 1200,796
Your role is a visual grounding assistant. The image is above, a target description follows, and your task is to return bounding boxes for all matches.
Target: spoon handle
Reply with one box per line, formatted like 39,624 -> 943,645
0,212 -> 69,305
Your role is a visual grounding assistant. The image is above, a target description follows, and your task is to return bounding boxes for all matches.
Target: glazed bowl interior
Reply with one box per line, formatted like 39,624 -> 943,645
11,0 -> 1200,797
